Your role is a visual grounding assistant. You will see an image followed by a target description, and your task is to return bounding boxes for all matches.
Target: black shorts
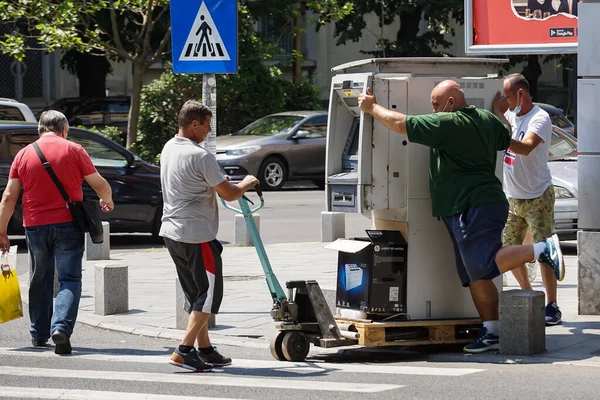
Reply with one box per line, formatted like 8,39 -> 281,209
442,202 -> 508,287
164,237 -> 224,314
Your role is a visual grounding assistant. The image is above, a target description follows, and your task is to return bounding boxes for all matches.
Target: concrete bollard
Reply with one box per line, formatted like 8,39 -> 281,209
578,231 -> 600,315
175,276 -> 216,329
95,263 -> 128,315
234,213 -> 260,246
321,211 -> 345,242
28,252 -> 59,298
500,289 -> 545,355
85,221 -> 110,260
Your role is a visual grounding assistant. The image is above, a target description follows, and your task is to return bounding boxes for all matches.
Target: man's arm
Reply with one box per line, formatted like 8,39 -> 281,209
509,133 -> 544,156
358,88 -> 407,135
215,175 -> 259,202
0,179 -> 21,252
84,172 -> 114,212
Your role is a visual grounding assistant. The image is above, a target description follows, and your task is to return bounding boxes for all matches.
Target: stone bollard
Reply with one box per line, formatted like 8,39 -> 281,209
234,213 -> 260,246
175,276 -> 216,329
578,231 -> 600,315
500,289 -> 545,355
95,263 -> 128,315
28,252 -> 59,298
321,211 -> 345,242
85,221 -> 110,260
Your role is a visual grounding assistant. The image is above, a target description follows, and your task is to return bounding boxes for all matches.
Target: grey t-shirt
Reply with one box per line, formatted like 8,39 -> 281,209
159,135 -> 227,243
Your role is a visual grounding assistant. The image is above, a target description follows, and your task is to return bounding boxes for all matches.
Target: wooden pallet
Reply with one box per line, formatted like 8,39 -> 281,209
334,317 -> 482,347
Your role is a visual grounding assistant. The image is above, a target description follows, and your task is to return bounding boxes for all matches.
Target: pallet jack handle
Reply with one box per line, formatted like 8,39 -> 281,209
220,187 -> 287,304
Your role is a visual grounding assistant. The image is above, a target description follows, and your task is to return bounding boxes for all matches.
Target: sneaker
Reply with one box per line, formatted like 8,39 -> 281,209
464,328 -> 499,354
51,330 -> 72,355
538,234 -> 565,281
199,347 -> 232,367
526,261 -> 537,283
169,348 -> 213,372
31,339 -> 48,348
545,302 -> 562,326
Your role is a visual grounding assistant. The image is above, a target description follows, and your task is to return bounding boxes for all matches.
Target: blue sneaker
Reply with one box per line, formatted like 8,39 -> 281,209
545,302 -> 562,326
538,234 -> 565,281
464,327 -> 499,354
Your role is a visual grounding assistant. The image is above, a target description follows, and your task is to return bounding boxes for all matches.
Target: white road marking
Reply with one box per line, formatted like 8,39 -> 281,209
0,347 -> 484,376
0,366 -> 402,393
0,387 -> 246,400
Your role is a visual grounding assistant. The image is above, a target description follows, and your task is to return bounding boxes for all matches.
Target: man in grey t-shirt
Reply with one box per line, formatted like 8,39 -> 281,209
160,100 -> 259,372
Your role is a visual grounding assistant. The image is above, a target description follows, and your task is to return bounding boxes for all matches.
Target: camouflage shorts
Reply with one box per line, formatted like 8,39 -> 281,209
502,185 -> 555,246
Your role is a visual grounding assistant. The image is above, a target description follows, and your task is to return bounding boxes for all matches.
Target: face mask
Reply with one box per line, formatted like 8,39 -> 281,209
437,99 -> 453,113
513,91 -> 523,116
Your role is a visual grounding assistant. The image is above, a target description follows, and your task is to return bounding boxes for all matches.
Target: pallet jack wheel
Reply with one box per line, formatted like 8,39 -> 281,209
281,331 -> 310,362
270,331 -> 287,361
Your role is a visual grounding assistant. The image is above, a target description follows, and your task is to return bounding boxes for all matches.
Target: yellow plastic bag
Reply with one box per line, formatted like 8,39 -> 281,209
0,245 -> 23,323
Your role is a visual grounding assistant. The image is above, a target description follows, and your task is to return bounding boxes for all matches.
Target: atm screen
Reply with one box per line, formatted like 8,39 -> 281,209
343,97 -> 359,108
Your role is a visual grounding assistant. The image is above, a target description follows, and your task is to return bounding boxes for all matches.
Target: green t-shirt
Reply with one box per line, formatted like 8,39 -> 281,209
405,106 -> 511,218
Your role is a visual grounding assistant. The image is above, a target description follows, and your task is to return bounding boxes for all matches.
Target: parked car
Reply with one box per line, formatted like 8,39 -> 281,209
536,102 -> 575,136
0,122 -> 162,237
0,98 -> 36,123
548,125 -> 578,240
216,111 -> 328,190
41,96 -> 131,134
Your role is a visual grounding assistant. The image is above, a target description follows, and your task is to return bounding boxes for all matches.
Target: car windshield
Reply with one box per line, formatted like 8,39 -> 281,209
235,115 -> 303,136
550,115 -> 572,129
549,128 -> 577,161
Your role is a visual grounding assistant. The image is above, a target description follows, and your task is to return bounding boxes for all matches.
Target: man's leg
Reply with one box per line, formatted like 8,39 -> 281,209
51,222 -> 84,355
26,226 -> 54,345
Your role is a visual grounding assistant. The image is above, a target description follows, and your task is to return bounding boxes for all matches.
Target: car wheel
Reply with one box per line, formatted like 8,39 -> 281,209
259,157 -> 287,191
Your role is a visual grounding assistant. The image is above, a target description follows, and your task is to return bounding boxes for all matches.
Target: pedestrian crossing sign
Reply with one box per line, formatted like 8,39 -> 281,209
170,0 -> 238,74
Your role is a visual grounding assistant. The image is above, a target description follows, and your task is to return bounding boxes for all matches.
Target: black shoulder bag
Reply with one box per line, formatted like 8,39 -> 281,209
32,142 -> 104,244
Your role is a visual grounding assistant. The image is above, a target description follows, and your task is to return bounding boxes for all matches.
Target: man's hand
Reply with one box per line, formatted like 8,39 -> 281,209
492,91 -> 509,116
358,88 -> 377,115
0,233 -> 10,254
242,175 -> 260,190
100,198 -> 114,213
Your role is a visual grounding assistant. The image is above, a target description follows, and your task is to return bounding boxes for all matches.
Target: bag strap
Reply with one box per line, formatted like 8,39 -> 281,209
32,142 -> 71,203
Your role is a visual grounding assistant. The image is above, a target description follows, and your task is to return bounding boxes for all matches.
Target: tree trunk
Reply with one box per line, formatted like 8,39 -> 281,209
126,62 -> 145,152
293,6 -> 304,85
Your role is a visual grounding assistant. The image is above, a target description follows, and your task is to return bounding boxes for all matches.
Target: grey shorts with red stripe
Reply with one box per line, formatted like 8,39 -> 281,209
164,237 -> 224,314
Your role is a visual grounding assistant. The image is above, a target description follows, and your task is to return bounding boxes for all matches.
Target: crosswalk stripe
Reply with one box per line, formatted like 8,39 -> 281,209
0,366 -> 403,393
0,347 -> 484,376
0,386 -> 245,400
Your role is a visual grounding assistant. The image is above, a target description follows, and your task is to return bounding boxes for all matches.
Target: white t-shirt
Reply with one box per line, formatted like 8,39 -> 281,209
503,105 -> 553,199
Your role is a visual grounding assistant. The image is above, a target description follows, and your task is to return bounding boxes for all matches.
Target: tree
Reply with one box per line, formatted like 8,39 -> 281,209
330,0 -> 463,57
0,0 -> 171,151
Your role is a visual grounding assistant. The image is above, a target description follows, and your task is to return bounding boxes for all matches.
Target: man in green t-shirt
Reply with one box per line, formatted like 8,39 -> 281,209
358,80 -> 564,353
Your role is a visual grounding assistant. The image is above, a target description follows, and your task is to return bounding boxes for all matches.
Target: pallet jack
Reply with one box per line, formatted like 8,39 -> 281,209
221,188 -> 358,362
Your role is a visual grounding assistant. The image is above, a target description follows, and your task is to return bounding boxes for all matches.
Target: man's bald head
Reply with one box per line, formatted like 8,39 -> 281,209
431,80 -> 468,113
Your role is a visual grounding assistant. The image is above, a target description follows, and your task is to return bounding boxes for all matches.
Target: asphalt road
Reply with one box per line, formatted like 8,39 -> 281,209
1,308 -> 599,400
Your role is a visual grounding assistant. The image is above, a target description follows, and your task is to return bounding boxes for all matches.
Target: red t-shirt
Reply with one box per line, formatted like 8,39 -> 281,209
9,135 -> 97,227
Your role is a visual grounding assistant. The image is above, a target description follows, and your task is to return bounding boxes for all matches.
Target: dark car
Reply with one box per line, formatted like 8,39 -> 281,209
40,96 -> 131,135
535,102 -> 575,136
0,122 -> 162,237
216,111 -> 328,190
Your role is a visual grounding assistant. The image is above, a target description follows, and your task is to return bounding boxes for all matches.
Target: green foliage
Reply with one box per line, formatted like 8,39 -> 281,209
136,65 -> 324,164
76,125 -> 124,146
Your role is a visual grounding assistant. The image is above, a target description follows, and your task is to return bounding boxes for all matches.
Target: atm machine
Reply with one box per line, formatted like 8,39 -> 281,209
326,57 -> 507,320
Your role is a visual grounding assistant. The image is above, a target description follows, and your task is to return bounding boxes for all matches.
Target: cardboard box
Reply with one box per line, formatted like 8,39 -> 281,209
326,230 -> 408,315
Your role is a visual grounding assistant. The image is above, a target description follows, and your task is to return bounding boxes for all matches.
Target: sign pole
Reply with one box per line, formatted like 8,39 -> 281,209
202,73 -> 217,156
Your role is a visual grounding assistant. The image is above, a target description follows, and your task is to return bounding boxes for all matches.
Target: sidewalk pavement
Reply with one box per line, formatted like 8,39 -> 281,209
18,241 -> 600,365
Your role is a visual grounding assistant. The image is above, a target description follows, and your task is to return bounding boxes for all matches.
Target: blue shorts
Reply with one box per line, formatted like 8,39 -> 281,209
442,202 -> 508,287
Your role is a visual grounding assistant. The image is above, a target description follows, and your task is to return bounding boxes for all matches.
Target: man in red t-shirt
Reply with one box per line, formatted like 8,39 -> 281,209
0,110 -> 114,355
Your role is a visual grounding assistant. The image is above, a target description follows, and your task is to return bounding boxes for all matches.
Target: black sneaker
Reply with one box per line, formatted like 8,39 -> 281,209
199,347 -> 232,366
51,330 -> 72,355
31,339 -> 48,348
545,302 -> 562,326
169,348 -> 213,372
463,327 -> 499,354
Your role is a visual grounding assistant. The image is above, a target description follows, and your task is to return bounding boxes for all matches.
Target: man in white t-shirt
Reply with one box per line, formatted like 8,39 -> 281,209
493,73 -> 564,325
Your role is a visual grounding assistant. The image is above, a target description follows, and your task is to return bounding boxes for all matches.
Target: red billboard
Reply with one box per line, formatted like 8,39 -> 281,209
465,0 -> 579,55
